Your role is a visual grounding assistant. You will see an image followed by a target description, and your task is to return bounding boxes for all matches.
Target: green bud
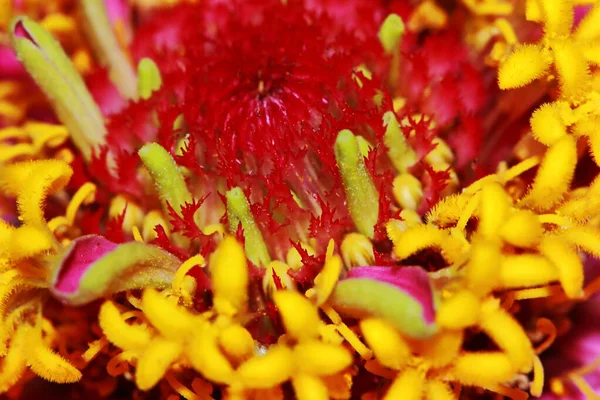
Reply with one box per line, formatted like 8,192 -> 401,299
383,111 -> 417,172
10,17 -> 106,160
81,0 -> 138,99
226,187 -> 271,267
334,129 -> 379,238
379,13 -> 405,54
138,58 -> 163,100
139,143 -> 192,215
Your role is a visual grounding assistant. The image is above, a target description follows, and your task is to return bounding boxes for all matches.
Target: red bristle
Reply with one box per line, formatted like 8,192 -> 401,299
187,265 -> 212,291
458,64 -> 487,114
448,115 -> 484,169
78,206 -> 105,236
287,241 -> 325,284
89,146 -> 144,201
271,269 -> 283,291
402,113 -> 438,161
166,196 -> 209,240
420,162 -> 451,212
423,77 -> 460,126
150,225 -> 190,261
105,206 -> 127,243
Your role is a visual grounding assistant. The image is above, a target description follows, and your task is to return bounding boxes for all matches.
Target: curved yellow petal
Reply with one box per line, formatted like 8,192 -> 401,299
273,291 -> 321,340
360,318 -> 410,370
293,373 -> 329,400
384,368 -> 424,400
498,45 -> 550,90
530,103 -> 568,146
135,338 -> 182,390
294,341 -> 353,376
141,288 -> 194,339
98,300 -> 151,351
236,345 -> 294,389
210,236 -> 249,315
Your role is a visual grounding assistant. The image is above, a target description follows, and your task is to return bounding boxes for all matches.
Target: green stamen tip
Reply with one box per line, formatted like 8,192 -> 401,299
334,129 -> 379,238
138,58 -> 163,100
379,13 -> 405,54
81,0 -> 138,100
383,111 -> 417,172
226,187 -> 271,267
10,16 -> 106,161
356,135 -> 373,158
138,143 -> 192,215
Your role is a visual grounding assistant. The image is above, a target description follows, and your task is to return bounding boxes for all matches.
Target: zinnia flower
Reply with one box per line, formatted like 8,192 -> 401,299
1,0 -> 600,399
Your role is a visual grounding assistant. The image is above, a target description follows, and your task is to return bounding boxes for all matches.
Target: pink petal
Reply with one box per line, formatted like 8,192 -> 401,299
54,235 -> 118,295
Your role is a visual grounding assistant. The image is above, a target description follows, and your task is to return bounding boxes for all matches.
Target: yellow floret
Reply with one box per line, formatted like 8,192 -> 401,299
498,45 -> 550,89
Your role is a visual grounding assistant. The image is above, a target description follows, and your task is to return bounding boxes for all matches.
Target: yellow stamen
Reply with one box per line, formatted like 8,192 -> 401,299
384,368 -> 424,400
509,285 -> 563,300
132,226 -> 143,242
436,290 -> 480,330
340,233 -> 374,269
274,291 -> 321,340
210,236 -> 248,316
360,318 -> 410,370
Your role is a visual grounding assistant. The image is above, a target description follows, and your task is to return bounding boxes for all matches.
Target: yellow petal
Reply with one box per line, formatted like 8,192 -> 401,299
384,368 -> 424,400
236,345 -> 294,389
210,236 -> 249,315
530,103 -> 568,146
539,236 -> 583,298
292,373 -> 329,400
552,39 -> 590,101
142,288 -> 194,338
499,210 -> 543,248
500,254 -> 559,288
98,300 -> 151,351
562,226 -> 600,258
588,131 -> 600,167
436,290 -> 480,330
8,225 -> 54,260
29,343 -> 82,383
388,223 -> 463,264
478,182 -> 510,238
498,45 -> 550,90
219,324 -> 255,361
360,318 -> 410,370
294,341 -> 353,376
479,303 -> 534,372
574,3 -> 600,41
419,330 -> 463,368
313,254 -> 343,306
188,328 -> 235,384
0,160 -> 72,228
539,0 -> 573,36
523,135 -> 577,210
466,239 -> 501,297
426,380 -> 456,400
580,39 -> 600,66
136,338 -> 182,390
0,326 -> 28,392
452,352 -> 516,387
273,291 -> 321,340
